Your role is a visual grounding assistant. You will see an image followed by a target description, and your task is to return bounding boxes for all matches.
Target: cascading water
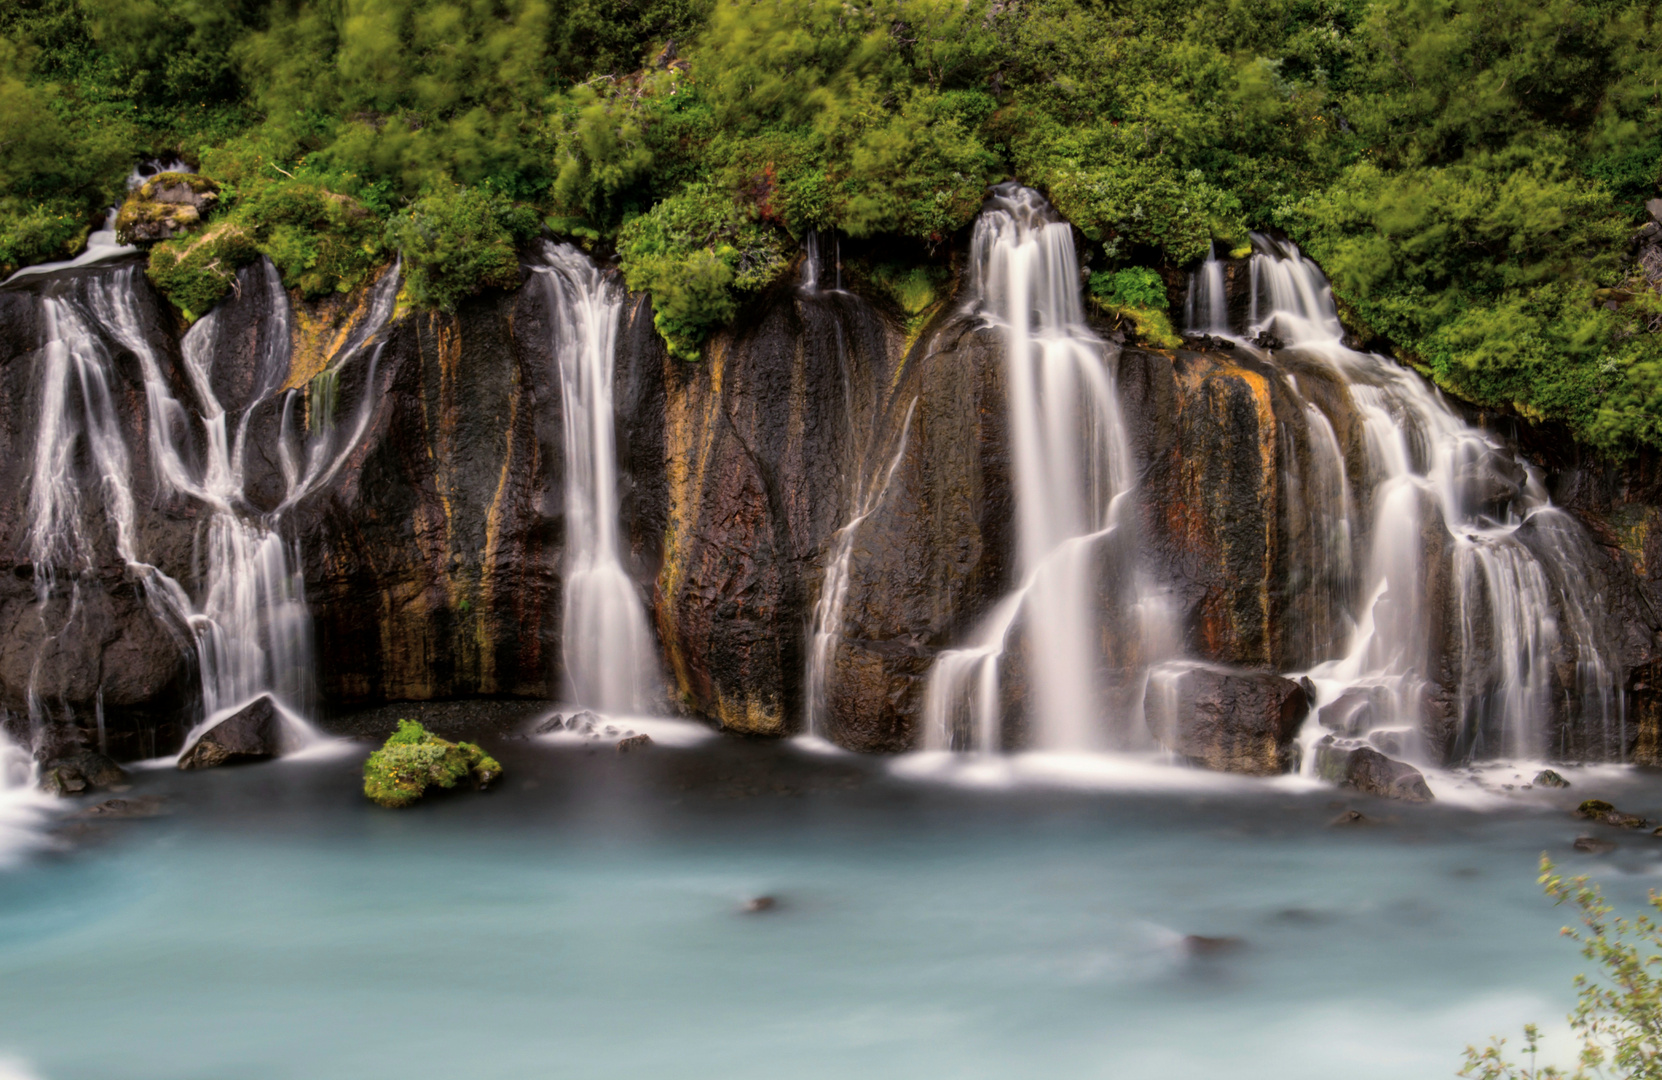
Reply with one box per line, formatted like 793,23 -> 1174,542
1183,244 -> 1229,336
529,242 -> 659,713
1228,235 -> 1624,762
804,401 -> 916,740
22,258 -> 400,756
922,185 -> 1166,753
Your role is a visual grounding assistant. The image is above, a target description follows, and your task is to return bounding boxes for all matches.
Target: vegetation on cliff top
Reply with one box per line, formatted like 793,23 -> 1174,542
362,718 -> 501,809
1,0 -> 1660,450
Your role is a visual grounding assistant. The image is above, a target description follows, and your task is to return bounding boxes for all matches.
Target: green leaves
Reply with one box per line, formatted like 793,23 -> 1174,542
389,184 -> 536,310
616,183 -> 788,359
1462,857 -> 1662,1079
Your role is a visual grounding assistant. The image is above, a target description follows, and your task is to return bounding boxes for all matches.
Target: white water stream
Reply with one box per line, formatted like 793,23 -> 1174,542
921,185 -> 1171,753
1191,236 -> 1624,764
529,242 -> 659,712
23,259 -> 399,755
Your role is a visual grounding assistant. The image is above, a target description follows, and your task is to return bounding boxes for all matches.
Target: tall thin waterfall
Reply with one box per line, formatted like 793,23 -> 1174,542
922,185 -> 1157,753
804,401 -> 916,739
1241,236 -> 1623,760
24,260 -> 399,753
529,242 -> 658,712
1183,244 -> 1229,335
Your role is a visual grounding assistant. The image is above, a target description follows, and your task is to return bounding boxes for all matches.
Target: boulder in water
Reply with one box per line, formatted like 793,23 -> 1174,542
1330,809 -> 1369,826
617,733 -> 653,752
1314,738 -> 1434,802
1533,769 -> 1571,789
1574,836 -> 1617,854
39,749 -> 126,796
1155,667 -> 1309,775
177,696 -> 283,770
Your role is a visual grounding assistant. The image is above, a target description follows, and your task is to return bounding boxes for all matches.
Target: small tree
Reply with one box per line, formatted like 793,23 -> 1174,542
1462,857 -> 1662,1080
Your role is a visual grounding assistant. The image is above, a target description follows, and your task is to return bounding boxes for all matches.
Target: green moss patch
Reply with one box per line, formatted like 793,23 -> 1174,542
362,719 -> 503,809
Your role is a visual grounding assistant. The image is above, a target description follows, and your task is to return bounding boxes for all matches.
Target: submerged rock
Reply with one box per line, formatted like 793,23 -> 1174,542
1330,809 -> 1369,826
1533,769 -> 1571,789
78,795 -> 167,819
362,719 -> 502,808
617,734 -> 653,752
1154,667 -> 1309,775
1314,739 -> 1434,802
742,895 -> 779,914
1574,799 -> 1647,828
1182,934 -> 1245,955
1574,836 -> 1617,854
39,749 -> 126,796
177,696 -> 283,770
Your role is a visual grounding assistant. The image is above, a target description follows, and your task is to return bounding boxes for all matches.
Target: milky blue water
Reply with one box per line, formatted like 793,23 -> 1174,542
0,733 -> 1658,1080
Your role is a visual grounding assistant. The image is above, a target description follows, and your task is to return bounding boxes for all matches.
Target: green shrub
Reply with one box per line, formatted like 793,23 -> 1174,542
388,185 -> 540,311
0,197 -> 90,277
1088,266 -> 1180,348
617,184 -> 788,359
146,221 -> 259,322
362,719 -> 502,810
1462,856 -> 1662,1079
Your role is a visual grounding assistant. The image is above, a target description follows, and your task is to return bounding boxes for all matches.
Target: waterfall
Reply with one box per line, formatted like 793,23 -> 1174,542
1183,244 -> 1229,335
922,185 -> 1162,753
529,242 -> 659,712
22,260 -> 399,756
804,401 -> 916,740
1237,235 -> 1624,761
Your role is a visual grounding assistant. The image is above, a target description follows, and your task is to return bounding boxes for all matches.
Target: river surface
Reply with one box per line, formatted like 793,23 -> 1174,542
0,717 -> 1658,1079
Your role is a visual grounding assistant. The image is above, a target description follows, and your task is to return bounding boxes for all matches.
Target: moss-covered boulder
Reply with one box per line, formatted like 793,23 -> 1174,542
362,719 -> 502,809
116,173 -> 219,245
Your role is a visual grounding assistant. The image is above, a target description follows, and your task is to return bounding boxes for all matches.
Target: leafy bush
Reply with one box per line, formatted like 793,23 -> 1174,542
617,184 -> 788,359
362,719 -> 502,809
146,221 -> 259,321
1089,266 -> 1180,348
388,185 -> 539,311
1463,857 -> 1662,1079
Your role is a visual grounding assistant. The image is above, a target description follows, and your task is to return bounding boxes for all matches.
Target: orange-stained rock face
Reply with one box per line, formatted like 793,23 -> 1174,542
3,250 -> 1660,772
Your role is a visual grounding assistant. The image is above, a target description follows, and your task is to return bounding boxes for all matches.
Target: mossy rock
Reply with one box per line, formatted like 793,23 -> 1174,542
146,221 -> 259,322
117,173 -> 220,246
362,719 -> 503,809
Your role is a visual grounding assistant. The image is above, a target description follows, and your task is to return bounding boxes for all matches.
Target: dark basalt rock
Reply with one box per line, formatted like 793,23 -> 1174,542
39,748 -> 126,797
177,695 -> 283,770
1314,738 -> 1434,803
1153,667 -> 1310,775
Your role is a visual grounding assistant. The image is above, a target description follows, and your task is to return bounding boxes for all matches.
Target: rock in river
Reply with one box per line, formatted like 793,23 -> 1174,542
177,696 -> 283,770
1314,739 -> 1434,803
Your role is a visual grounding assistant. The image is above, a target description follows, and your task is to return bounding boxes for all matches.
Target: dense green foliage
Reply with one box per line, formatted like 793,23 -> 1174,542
362,718 -> 502,809
1,0 -> 1659,448
1462,857 -> 1662,1079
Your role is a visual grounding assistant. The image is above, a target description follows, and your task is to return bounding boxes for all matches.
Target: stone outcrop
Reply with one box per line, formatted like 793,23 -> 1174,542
1,234 -> 1660,780
115,173 -> 219,246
